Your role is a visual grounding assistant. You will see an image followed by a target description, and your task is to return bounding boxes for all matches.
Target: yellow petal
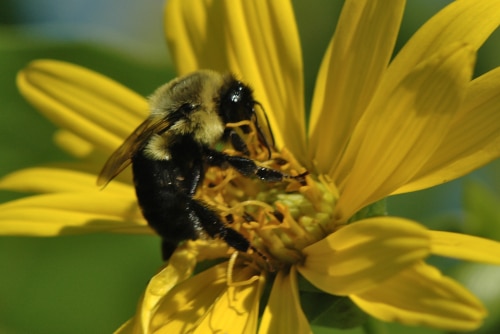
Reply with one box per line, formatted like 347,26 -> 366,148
259,267 -> 312,334
297,217 -> 430,295
0,192 -> 147,236
395,67 -> 500,193
165,0 -> 306,158
430,231 -> 500,265
150,261 -> 264,333
53,130 -> 94,158
382,0 -> 500,96
115,247 -> 198,334
334,43 -> 475,220
351,262 -> 487,331
193,267 -> 263,334
164,0 -> 224,75
17,60 -> 147,154
0,167 -> 132,194
309,0 -> 405,174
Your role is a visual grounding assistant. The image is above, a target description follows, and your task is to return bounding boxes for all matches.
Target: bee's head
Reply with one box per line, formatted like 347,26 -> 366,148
219,80 -> 255,124
220,79 -> 273,157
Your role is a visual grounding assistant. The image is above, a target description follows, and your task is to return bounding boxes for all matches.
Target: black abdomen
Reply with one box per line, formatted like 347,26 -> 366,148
132,152 -> 200,260
131,136 -> 250,261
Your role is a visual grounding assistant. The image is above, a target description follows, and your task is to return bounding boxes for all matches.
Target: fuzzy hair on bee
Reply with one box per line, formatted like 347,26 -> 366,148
148,71 -> 227,148
98,70 -> 306,261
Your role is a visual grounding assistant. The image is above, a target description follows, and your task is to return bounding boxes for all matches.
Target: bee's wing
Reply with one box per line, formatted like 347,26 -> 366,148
97,117 -> 171,187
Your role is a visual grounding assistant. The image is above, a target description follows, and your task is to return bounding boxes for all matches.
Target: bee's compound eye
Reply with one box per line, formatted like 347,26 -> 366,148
220,82 -> 256,124
229,89 -> 242,104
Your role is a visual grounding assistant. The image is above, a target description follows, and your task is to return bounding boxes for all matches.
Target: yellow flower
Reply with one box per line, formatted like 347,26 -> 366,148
1,0 -> 500,333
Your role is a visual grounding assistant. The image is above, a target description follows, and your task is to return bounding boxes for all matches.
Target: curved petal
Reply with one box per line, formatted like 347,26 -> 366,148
165,0 -> 226,76
308,0 -> 405,174
395,67 -> 500,193
382,0 -> 500,96
53,130 -> 95,158
17,60 -> 147,154
430,231 -> 500,265
115,247 -> 198,334
351,262 -> 486,331
297,217 -> 430,295
192,266 -> 263,334
259,267 -> 312,334
0,192 -> 147,236
165,0 -> 306,158
149,261 -> 263,333
334,43 -> 475,220
0,167 -> 132,194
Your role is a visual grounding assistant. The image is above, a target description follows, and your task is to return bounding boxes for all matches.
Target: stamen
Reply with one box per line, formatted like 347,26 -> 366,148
226,252 -> 262,287
198,117 -> 337,265
229,200 -> 275,213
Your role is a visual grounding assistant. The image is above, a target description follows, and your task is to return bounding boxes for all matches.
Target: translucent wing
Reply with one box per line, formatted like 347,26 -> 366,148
97,117 -> 171,187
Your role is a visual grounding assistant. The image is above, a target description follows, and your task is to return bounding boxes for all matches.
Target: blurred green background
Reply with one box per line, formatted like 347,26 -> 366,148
0,1 -> 499,333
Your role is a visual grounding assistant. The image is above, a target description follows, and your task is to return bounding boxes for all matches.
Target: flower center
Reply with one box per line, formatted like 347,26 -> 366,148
198,122 -> 339,267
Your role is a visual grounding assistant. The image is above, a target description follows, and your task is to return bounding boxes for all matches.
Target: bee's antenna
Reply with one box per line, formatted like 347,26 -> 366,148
253,102 -> 275,159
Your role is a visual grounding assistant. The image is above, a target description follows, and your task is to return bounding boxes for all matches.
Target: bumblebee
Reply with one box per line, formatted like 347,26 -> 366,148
98,70 -> 305,260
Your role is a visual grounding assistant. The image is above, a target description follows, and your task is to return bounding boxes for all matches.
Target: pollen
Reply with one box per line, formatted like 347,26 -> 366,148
197,121 -> 339,266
